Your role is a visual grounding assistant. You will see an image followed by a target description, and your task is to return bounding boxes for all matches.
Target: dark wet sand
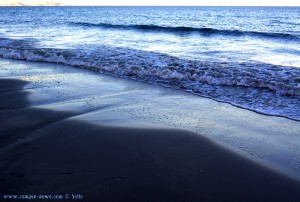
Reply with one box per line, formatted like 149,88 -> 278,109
0,78 -> 300,202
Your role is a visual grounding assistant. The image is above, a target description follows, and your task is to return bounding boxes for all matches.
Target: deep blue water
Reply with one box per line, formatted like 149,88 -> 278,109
0,6 -> 299,120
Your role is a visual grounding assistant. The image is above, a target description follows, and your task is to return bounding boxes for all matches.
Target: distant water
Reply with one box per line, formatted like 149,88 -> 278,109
0,6 -> 299,120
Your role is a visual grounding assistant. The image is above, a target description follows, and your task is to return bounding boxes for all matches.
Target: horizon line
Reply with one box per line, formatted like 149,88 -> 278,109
1,5 -> 300,7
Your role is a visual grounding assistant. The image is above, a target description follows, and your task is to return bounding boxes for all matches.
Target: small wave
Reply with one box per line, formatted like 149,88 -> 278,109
0,38 -> 299,120
70,22 -> 299,41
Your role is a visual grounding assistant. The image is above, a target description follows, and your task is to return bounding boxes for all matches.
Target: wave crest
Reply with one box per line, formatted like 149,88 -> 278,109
70,22 -> 299,41
0,38 -> 299,120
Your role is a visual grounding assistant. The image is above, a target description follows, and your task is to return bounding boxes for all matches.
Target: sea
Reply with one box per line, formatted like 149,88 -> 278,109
0,6 -> 299,120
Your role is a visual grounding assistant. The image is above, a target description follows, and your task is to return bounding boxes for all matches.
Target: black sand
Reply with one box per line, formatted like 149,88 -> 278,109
1,78 -> 300,202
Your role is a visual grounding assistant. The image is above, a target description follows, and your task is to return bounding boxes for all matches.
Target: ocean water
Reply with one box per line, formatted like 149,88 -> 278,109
0,6 -> 299,120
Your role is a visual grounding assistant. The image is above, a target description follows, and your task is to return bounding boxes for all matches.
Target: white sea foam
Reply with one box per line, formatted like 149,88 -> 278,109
0,38 -> 299,120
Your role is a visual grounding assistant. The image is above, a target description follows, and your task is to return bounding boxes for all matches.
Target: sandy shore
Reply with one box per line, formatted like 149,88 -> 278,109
1,59 -> 300,201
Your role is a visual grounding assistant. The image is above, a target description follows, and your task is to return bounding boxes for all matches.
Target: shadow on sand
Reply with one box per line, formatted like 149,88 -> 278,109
0,78 -> 300,201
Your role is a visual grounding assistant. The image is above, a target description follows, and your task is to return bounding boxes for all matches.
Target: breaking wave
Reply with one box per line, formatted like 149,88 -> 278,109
0,37 -> 299,120
70,22 -> 299,41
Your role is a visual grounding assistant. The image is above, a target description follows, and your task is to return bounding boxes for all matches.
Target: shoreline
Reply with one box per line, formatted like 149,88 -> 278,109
1,58 -> 300,200
1,58 -> 300,180
1,45 -> 299,121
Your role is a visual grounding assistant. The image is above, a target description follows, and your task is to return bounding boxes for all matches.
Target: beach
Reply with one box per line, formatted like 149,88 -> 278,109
1,58 -> 300,201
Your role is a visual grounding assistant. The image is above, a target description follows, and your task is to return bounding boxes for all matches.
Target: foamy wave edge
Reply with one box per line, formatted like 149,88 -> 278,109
0,46 -> 299,121
1,47 -> 299,95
